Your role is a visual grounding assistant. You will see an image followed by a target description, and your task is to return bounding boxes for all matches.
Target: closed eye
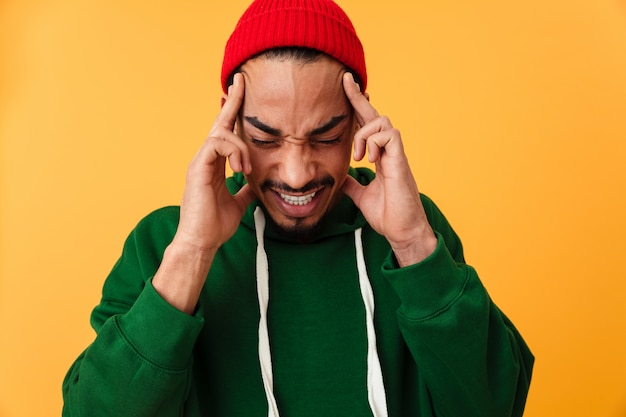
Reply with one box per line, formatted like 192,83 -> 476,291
250,138 -> 278,147
313,137 -> 342,146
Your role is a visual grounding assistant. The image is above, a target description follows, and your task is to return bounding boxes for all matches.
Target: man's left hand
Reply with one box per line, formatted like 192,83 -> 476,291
341,73 -> 438,267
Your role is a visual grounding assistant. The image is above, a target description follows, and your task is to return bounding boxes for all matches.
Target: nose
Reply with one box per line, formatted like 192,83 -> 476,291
278,142 -> 316,191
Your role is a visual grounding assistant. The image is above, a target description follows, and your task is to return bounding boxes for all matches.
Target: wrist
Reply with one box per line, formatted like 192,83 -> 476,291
170,226 -> 224,254
152,237 -> 217,314
390,229 -> 438,268
170,231 -> 221,256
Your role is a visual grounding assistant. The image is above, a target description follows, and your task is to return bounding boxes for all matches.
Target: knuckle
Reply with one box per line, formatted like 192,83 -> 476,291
206,129 -> 233,145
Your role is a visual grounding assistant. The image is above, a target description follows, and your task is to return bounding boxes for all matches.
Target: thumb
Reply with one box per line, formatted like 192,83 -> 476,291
233,184 -> 257,212
341,175 -> 365,207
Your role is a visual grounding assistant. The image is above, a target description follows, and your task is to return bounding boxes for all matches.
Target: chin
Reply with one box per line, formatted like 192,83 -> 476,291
266,213 -> 323,242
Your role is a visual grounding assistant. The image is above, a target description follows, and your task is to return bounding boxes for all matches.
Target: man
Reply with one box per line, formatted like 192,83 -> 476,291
62,0 -> 534,416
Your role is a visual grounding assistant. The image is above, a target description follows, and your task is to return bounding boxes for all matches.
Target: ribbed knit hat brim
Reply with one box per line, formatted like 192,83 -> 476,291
221,0 -> 366,92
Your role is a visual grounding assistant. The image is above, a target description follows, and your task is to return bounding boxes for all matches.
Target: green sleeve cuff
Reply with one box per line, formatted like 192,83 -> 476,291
382,231 -> 469,321
117,278 -> 205,371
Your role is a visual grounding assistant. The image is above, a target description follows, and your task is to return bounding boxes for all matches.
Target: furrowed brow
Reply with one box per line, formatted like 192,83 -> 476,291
244,116 -> 282,137
308,115 -> 347,136
244,114 -> 347,137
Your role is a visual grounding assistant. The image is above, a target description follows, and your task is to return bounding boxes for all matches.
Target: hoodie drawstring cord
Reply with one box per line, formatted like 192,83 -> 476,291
254,207 -> 388,417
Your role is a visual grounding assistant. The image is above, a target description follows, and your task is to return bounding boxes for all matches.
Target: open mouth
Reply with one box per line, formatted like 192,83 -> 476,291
279,191 -> 317,206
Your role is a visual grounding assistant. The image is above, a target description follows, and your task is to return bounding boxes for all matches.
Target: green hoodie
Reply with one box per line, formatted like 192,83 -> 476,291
62,167 -> 533,417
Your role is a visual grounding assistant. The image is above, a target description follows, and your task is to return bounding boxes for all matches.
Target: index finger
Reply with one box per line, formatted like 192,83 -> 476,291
215,72 -> 245,131
343,72 -> 378,126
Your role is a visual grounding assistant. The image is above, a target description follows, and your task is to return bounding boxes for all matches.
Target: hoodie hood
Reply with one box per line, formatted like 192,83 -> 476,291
226,167 -> 374,243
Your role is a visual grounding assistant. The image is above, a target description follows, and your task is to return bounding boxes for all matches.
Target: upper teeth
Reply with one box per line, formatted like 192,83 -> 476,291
280,192 -> 316,206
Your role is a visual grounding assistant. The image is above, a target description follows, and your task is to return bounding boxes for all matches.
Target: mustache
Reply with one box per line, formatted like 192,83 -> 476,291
260,177 -> 335,194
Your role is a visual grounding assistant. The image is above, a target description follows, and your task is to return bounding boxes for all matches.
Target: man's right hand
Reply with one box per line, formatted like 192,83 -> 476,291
152,73 -> 256,314
176,72 -> 255,252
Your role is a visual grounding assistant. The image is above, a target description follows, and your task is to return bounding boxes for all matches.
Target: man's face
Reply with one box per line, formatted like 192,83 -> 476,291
237,56 -> 355,239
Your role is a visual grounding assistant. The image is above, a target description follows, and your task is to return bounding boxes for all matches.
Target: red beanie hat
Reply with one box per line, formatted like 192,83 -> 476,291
221,0 -> 367,93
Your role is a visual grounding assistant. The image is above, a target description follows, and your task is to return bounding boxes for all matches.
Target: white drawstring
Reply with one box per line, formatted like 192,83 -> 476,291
254,208 -> 280,417
254,207 -> 388,417
354,227 -> 389,417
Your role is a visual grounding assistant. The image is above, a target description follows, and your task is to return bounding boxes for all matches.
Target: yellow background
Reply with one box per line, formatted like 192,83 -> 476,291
1,0 -> 625,415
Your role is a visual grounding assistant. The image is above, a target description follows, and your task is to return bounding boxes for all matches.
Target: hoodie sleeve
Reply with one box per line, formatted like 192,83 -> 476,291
62,207 -> 204,417
382,195 -> 534,417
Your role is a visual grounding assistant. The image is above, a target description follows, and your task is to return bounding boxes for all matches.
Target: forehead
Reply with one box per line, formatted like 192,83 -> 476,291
239,56 -> 349,136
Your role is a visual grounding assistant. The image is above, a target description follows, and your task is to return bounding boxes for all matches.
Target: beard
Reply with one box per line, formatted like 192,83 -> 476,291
259,176 -> 335,242
264,213 -> 324,242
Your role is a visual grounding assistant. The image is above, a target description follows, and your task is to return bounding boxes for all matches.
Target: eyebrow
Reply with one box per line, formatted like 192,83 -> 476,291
244,115 -> 347,137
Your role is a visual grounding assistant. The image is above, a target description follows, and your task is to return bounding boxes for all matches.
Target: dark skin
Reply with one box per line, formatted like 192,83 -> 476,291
152,56 -> 437,314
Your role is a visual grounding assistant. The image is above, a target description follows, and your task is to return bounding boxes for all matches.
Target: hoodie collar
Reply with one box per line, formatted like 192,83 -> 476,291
227,167 -> 374,243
